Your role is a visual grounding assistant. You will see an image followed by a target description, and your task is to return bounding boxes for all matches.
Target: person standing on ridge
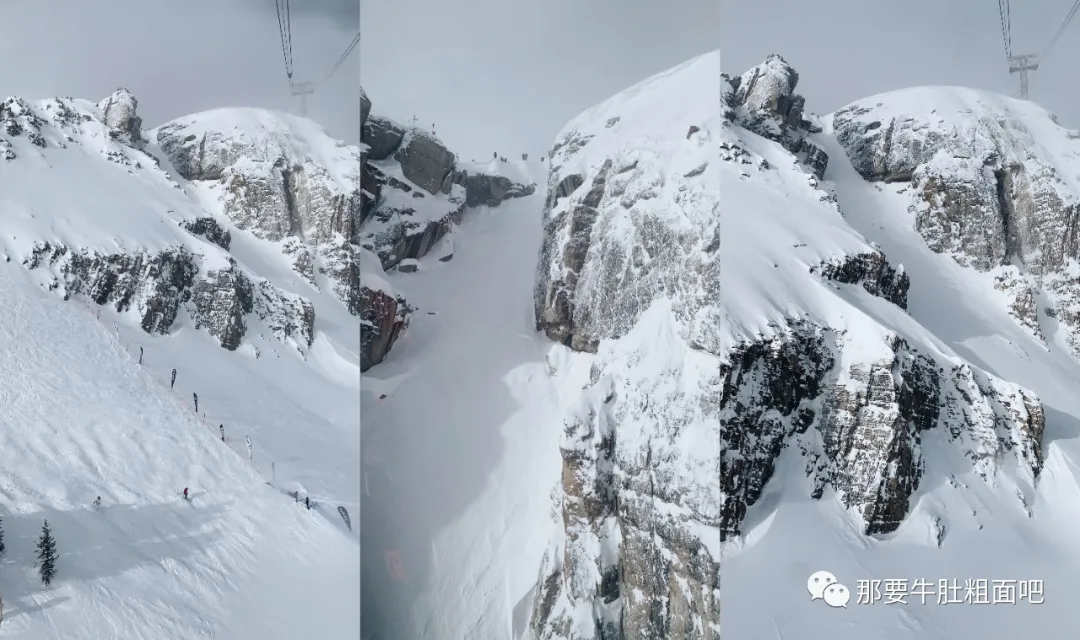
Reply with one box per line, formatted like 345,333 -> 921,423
170,368 -> 177,389
193,392 -> 199,413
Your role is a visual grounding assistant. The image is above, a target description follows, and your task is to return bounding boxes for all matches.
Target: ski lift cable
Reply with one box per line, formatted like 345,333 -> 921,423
275,0 -> 294,80
997,0 -> 1013,61
321,31 -> 361,83
1042,0 -> 1080,63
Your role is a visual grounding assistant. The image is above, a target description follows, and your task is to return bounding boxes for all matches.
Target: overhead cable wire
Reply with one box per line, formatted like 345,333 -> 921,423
997,0 -> 1013,60
1043,0 -> 1080,62
275,0 -> 294,80
323,31 -> 361,83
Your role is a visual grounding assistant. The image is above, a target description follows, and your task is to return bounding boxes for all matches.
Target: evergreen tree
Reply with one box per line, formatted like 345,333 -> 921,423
36,520 -> 57,586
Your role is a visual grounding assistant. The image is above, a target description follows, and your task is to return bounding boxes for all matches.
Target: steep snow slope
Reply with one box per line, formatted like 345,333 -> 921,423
360,161 -> 566,640
0,263 -> 360,639
0,92 -> 360,635
720,58 -> 1080,638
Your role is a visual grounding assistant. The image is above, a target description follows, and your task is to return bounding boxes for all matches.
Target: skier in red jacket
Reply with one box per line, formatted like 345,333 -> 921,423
183,487 -> 189,500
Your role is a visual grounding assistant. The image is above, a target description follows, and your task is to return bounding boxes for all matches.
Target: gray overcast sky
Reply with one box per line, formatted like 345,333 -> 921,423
0,0 -> 359,144
722,0 -> 1080,129
360,0 -> 721,161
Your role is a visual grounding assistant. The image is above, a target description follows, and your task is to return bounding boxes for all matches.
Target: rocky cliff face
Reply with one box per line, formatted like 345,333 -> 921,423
357,85 -> 537,370
531,52 -> 722,640
833,88 -> 1080,355
154,108 -> 362,319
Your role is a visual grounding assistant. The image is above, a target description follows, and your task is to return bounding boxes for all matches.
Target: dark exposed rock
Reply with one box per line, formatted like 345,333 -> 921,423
814,251 -> 910,309
360,162 -> 386,226
355,87 -> 536,370
23,241 -> 314,352
156,115 -> 363,318
180,216 -> 232,250
360,286 -> 411,372
373,200 -> 465,271
360,86 -> 372,130
719,322 -> 1045,540
393,132 -> 455,195
832,95 -> 1080,354
362,115 -> 405,161
451,170 -> 536,207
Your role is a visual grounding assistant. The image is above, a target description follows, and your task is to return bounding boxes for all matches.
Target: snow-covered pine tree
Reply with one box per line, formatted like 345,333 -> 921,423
36,520 -> 57,586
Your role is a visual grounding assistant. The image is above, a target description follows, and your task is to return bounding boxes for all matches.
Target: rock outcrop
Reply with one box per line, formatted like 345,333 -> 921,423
96,88 -> 143,144
832,90 -> 1080,355
359,89 -> 536,271
814,252 -> 910,309
719,324 -> 1043,539
722,54 -> 829,179
23,241 -> 314,352
155,108 -> 362,317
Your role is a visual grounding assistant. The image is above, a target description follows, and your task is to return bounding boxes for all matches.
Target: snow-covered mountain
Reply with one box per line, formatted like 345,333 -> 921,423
360,48 -> 1080,640
0,89 -> 361,638
720,55 -> 1080,638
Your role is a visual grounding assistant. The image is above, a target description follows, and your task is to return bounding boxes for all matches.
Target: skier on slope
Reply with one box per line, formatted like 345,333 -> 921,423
183,487 -> 189,501
92,496 -> 101,508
